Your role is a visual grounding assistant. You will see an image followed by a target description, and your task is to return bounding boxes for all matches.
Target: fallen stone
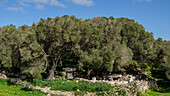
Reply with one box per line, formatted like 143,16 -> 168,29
0,74 -> 8,79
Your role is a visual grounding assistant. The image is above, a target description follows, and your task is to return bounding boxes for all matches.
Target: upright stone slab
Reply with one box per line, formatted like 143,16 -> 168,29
92,77 -> 96,82
67,72 -> 73,79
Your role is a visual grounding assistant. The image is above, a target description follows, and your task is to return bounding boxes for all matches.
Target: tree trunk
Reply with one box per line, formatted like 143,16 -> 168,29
102,72 -> 107,80
47,56 -> 60,80
59,57 -> 62,66
47,60 -> 57,80
87,68 -> 92,79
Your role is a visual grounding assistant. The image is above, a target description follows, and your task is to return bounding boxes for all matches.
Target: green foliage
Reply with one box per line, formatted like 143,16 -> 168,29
0,15 -> 169,80
114,44 -> 133,71
162,41 -> 170,79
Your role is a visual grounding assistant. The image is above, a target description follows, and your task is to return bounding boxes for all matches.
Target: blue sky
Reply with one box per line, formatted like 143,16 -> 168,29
0,0 -> 169,40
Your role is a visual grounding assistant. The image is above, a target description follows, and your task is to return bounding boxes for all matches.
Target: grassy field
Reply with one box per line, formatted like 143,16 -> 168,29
1,77 -> 170,96
31,79 -> 126,95
32,79 -> 114,92
31,79 -> 170,96
0,78 -> 116,96
0,79 -> 57,96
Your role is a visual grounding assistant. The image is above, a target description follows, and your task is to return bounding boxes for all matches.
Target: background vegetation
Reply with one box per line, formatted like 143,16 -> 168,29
0,15 -> 169,81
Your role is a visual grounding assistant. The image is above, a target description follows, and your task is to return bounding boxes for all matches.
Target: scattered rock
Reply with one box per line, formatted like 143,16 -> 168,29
92,77 -> 96,82
0,74 -> 8,79
19,74 -> 28,80
107,74 -> 122,80
61,72 -> 66,76
75,80 -> 79,83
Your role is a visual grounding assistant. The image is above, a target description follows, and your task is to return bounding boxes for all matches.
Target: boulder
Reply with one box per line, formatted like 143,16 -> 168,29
92,77 -> 96,82
0,74 -> 7,79
108,74 -> 122,78
119,75 -> 135,82
61,72 -> 66,76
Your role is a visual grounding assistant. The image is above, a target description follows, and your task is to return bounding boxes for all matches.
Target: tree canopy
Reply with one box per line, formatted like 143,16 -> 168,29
0,15 -> 169,80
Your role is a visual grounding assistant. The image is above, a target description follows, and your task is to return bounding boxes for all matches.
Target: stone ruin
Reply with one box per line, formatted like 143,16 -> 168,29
0,71 -> 7,80
62,67 -> 77,79
75,74 -> 157,95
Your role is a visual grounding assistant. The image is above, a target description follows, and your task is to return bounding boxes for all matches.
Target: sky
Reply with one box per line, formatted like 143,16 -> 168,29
0,0 -> 169,40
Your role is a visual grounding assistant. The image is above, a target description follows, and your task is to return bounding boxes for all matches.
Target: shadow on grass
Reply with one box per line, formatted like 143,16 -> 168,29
7,79 -> 15,85
156,80 -> 170,93
21,87 -> 33,91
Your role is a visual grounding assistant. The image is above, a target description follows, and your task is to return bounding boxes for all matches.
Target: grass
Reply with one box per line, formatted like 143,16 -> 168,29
0,79 -> 59,96
31,79 -> 114,92
146,91 -> 170,96
139,89 -> 170,96
2,76 -> 169,96
139,79 -> 170,96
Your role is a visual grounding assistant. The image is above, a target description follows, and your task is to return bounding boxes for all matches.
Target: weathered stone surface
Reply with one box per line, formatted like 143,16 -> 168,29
92,77 -> 96,82
119,75 -> 136,82
61,72 -> 66,76
107,74 -> 122,79
0,74 -> 7,79
63,68 -> 77,72
75,74 -> 156,95
67,72 -> 73,79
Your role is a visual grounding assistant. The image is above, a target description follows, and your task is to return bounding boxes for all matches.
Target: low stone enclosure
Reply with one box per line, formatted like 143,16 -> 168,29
0,72 -> 157,96
75,74 -> 157,95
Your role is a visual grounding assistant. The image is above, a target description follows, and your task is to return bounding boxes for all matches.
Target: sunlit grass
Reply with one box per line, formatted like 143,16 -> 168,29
0,79 -> 48,96
32,79 -> 114,92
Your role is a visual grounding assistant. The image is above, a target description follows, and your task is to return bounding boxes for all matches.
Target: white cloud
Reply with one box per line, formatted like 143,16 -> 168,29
19,2 -> 30,6
72,0 -> 94,6
7,7 -> 24,12
23,0 -> 50,3
48,0 -> 66,8
22,0 -> 66,8
35,4 -> 45,10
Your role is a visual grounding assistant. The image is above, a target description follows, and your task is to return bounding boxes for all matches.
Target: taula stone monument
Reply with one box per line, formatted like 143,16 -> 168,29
63,68 -> 77,79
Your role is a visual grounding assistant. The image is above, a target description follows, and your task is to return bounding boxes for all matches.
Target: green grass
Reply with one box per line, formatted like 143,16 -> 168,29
139,89 -> 170,96
0,79 -> 59,96
139,79 -> 170,96
147,91 -> 170,96
31,79 -> 114,92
